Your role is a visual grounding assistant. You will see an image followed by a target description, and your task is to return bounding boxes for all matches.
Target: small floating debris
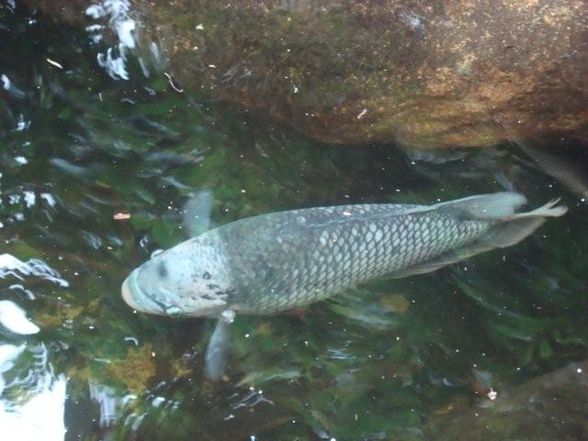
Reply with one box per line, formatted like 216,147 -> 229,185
113,212 -> 131,221
164,72 -> 184,93
46,58 -> 64,69
487,388 -> 498,400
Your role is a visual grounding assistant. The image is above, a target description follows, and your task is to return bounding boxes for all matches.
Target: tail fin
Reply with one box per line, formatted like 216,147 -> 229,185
435,192 -> 528,220
484,198 -> 567,248
504,198 -> 567,220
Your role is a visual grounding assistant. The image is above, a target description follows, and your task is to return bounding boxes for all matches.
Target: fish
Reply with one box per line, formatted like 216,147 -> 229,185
122,192 -> 566,318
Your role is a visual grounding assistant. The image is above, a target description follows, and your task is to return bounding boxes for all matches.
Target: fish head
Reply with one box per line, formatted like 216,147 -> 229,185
121,237 -> 232,318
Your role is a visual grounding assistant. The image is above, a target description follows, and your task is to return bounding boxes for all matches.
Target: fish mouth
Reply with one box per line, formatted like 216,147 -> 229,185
121,268 -> 174,315
121,268 -> 142,311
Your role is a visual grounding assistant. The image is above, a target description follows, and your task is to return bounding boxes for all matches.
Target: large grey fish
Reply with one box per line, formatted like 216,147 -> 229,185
122,192 -> 566,318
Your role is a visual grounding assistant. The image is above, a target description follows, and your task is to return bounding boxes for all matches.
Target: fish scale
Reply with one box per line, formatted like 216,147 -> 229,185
217,206 -> 490,314
122,192 -> 566,318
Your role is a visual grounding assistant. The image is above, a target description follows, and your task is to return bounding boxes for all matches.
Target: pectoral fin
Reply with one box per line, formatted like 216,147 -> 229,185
204,310 -> 235,381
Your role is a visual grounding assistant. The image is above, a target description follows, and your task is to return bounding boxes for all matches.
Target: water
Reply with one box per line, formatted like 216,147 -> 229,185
1,4 -> 587,441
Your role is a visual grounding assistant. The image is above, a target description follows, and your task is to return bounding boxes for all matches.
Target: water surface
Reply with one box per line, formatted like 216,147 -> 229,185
1,5 -> 587,441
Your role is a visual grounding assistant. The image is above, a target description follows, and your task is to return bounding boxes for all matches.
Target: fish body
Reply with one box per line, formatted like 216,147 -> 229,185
122,192 -> 566,318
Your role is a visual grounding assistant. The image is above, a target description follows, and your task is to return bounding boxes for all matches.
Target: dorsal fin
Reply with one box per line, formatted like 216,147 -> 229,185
434,192 -> 527,220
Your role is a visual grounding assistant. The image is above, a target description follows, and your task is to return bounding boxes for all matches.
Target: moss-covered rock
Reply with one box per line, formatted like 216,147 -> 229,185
20,0 -> 588,149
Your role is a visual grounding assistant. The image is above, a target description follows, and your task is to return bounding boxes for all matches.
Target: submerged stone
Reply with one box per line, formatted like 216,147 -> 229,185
426,360 -> 588,441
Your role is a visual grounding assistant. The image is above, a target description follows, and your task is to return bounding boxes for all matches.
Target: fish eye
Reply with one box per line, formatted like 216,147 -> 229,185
158,262 -> 168,278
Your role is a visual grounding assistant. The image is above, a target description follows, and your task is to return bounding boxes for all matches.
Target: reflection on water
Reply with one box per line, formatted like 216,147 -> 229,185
0,3 -> 587,441
0,253 -> 67,440
0,254 -> 69,289
0,300 -> 40,334
0,344 -> 67,441
86,0 -> 139,80
89,382 -> 127,428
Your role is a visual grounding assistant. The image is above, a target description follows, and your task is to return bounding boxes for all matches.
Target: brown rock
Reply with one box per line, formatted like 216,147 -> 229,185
21,0 -> 588,149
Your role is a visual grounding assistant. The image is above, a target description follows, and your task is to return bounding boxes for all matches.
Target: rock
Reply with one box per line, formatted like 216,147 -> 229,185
426,360 -> 588,441
20,0 -> 588,149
